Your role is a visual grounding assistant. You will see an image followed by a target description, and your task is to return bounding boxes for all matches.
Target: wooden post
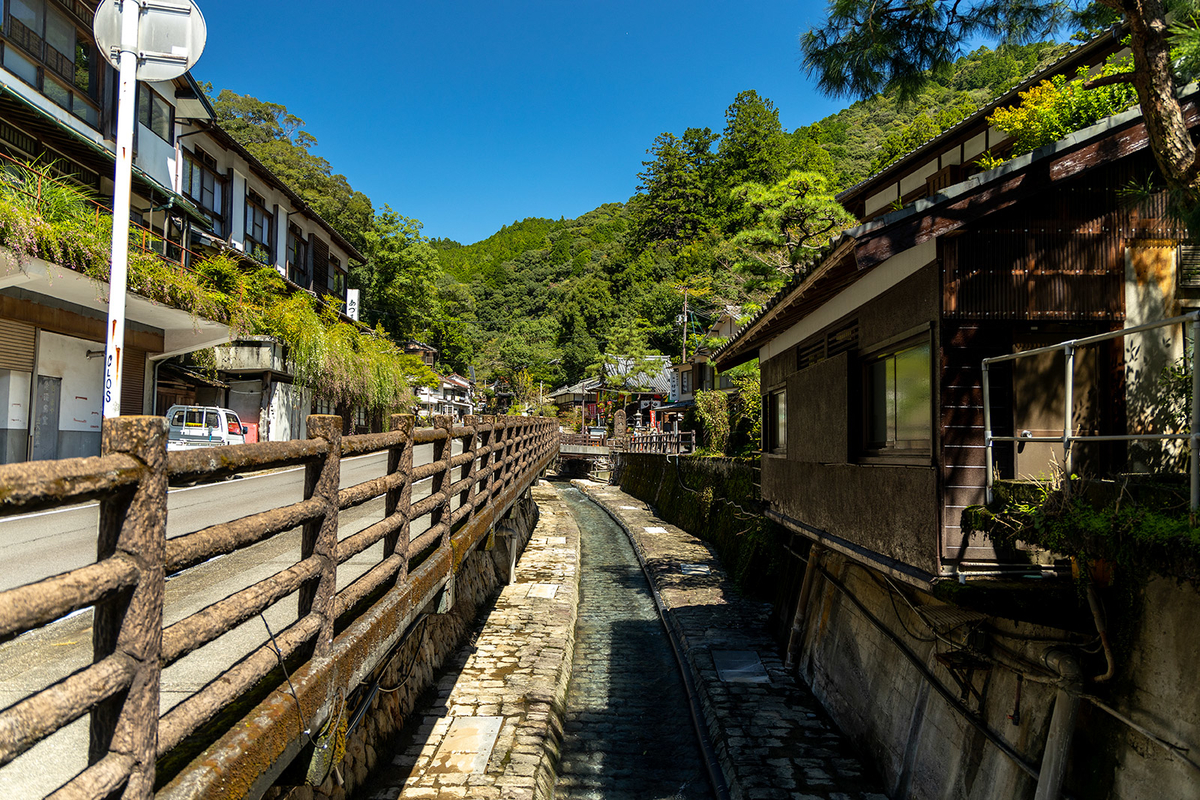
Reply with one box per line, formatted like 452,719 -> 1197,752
91,415 -> 168,798
432,415 -> 453,548
386,414 -> 414,584
462,415 -> 480,517
300,415 -> 341,657
477,415 -> 495,505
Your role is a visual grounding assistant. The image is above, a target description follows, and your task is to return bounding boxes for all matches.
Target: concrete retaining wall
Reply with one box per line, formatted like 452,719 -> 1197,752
794,550 -> 1200,800
615,452 -> 789,612
264,495 -> 540,800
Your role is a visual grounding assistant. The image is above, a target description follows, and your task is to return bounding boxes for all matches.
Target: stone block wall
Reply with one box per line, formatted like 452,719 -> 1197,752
616,453 -> 788,606
264,496 -> 540,800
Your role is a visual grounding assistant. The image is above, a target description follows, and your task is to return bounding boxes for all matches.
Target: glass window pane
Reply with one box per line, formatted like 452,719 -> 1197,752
10,0 -> 43,32
205,411 -> 219,429
868,359 -> 889,446
43,77 -> 69,109
773,390 -> 787,451
45,6 -> 72,61
894,343 -> 930,445
74,39 -> 93,94
138,88 -> 150,128
151,93 -> 170,140
73,98 -> 98,126
170,410 -> 184,425
3,47 -> 38,85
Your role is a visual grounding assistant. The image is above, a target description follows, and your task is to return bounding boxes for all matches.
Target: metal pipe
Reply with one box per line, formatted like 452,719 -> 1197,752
1063,345 -> 1074,499
983,360 -> 994,504
1192,317 -> 1199,517
1033,648 -> 1082,800
984,310 -> 1200,366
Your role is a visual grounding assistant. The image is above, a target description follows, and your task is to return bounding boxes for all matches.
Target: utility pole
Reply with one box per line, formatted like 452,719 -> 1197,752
682,288 -> 688,364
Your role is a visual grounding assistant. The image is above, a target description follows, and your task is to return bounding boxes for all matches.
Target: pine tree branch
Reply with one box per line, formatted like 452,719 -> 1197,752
1084,71 -> 1136,89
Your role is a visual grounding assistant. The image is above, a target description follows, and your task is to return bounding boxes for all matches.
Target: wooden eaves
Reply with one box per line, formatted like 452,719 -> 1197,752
713,84 -> 1200,371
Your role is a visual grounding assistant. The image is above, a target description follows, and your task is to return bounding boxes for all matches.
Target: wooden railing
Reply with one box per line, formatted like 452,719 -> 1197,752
622,430 -> 696,455
0,413 -> 557,798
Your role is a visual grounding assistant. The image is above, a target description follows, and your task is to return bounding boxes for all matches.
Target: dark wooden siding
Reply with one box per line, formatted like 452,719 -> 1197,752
943,153 -> 1183,322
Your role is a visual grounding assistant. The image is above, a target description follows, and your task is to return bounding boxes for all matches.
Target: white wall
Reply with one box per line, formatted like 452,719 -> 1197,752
37,331 -> 104,457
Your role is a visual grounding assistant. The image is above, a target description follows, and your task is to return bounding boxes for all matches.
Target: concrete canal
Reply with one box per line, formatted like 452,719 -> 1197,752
553,486 -> 710,800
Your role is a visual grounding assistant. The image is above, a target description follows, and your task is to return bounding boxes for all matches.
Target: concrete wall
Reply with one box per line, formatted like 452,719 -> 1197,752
263,495 -> 541,800
37,331 -> 103,458
760,263 -> 941,578
0,368 -> 30,463
793,550 -> 1200,800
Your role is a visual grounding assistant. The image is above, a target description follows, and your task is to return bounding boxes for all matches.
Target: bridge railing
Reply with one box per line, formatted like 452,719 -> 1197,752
622,430 -> 696,455
0,413 -> 557,799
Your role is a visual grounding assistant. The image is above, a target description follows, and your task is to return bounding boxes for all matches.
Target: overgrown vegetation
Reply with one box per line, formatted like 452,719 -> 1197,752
0,159 -> 434,410
962,478 -> 1200,587
988,55 -> 1139,156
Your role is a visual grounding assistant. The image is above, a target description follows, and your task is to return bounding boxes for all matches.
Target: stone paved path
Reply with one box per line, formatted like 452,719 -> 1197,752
552,486 -> 709,800
372,481 -> 580,800
577,480 -> 888,800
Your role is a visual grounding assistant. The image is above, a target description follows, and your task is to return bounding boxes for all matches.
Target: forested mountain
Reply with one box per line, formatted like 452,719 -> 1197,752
208,41 -> 1075,412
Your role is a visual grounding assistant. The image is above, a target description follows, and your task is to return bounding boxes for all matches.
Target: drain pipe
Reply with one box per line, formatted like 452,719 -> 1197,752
785,543 -> 822,670
581,486 -> 732,800
1033,648 -> 1083,800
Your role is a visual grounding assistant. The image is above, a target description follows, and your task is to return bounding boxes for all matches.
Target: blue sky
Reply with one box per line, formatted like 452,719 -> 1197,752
192,1 -> 848,245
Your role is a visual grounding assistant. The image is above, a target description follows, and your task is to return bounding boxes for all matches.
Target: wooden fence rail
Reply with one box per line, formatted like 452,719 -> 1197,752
0,413 -> 558,798
622,430 -> 696,455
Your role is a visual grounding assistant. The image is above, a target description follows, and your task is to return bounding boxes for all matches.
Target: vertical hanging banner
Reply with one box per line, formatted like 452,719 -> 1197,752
346,289 -> 361,321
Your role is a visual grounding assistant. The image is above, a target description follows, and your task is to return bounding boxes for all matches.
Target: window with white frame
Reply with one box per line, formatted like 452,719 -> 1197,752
181,147 -> 225,236
137,85 -> 171,142
244,189 -> 273,263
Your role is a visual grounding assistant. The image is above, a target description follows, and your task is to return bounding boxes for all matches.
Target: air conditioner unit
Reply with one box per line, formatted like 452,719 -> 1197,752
230,240 -> 245,252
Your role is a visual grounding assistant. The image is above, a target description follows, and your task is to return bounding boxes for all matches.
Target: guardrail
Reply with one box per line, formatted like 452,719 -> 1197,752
622,431 -> 696,455
0,413 -> 557,798
983,310 -> 1199,508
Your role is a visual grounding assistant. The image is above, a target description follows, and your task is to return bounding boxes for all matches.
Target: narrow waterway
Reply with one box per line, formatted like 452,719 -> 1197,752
554,485 -> 710,800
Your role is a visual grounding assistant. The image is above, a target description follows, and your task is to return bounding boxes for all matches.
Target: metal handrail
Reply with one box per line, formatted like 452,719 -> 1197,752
982,310 -> 1200,510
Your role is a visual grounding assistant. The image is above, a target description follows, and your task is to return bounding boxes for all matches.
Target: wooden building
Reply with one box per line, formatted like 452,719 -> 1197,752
714,66 -> 1192,585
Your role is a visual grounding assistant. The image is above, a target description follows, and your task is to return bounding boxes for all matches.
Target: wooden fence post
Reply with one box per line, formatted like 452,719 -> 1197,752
300,415 -> 341,657
386,414 -> 414,585
90,415 -> 168,798
490,416 -> 505,503
432,415 -> 453,549
462,415 -> 479,518
477,415 -> 495,507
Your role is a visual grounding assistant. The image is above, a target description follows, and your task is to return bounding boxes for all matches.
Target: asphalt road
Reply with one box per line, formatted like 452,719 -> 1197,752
0,439 -> 462,798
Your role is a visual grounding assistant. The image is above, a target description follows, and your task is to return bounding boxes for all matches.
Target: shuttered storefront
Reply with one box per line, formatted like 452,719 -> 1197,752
0,319 -> 35,372
121,347 -> 145,415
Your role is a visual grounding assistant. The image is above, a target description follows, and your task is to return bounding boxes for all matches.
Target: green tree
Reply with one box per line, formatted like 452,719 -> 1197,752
352,207 -> 438,341
633,127 -> 719,247
208,88 -> 373,252
732,171 -> 856,286
588,314 -> 664,395
800,0 -> 1200,226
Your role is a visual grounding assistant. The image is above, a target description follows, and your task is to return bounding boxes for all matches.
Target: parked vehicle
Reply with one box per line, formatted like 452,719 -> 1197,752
166,405 -> 248,451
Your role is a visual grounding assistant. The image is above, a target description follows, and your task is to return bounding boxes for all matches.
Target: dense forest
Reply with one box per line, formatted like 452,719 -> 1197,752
207,40 -> 1074,411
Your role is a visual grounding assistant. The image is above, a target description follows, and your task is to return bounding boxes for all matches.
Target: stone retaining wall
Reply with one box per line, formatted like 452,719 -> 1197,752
615,453 -> 788,610
264,495 -> 540,800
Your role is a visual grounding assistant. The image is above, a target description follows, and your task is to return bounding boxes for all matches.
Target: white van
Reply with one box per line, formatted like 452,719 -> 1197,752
166,405 -> 248,451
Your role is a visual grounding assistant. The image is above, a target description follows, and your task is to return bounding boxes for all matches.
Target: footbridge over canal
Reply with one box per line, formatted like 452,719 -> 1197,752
0,413 -> 556,799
